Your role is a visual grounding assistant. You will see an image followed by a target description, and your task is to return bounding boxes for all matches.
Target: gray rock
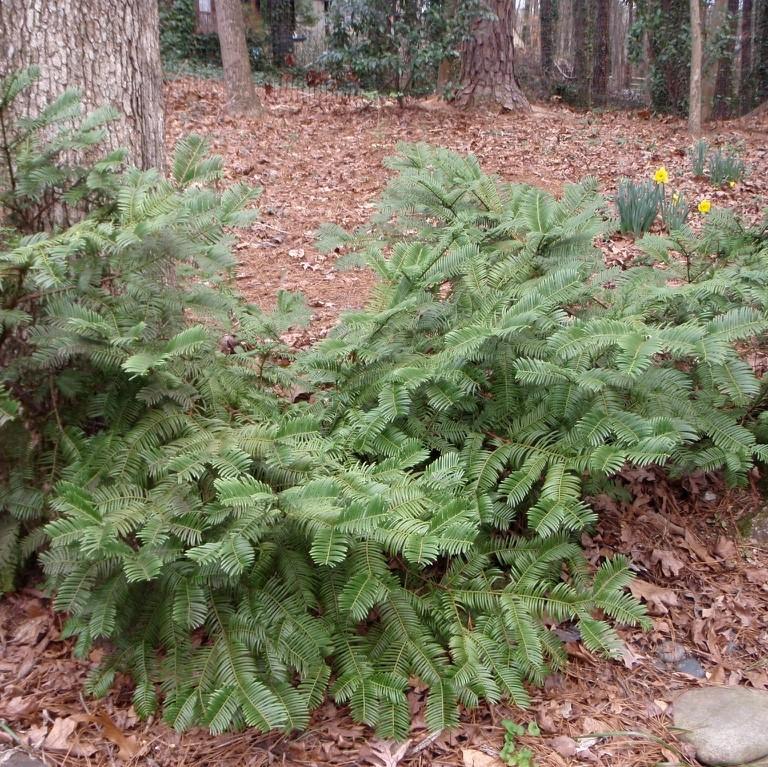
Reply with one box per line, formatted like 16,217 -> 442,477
675,656 -> 706,679
0,750 -> 48,767
673,687 -> 768,766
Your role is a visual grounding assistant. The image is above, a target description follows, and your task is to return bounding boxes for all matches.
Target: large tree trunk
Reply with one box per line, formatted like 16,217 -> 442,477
689,0 -> 703,136
216,0 -> 261,114
741,0 -> 754,112
0,0 -> 163,170
713,0 -> 740,118
456,0 -> 530,111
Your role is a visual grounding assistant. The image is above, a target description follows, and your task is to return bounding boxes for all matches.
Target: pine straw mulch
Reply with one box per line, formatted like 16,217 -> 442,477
162,77 -> 768,342
2,78 -> 768,767
1,470 -> 767,767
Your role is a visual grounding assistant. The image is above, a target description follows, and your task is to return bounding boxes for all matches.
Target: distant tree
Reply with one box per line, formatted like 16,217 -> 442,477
741,0 -> 754,112
713,0 -> 740,118
689,0 -> 703,136
757,0 -> 768,105
592,0 -> 611,103
634,0 -> 690,115
573,1 -> 591,104
0,0 -> 163,169
456,0 -> 530,110
540,0 -> 556,85
216,0 -> 261,114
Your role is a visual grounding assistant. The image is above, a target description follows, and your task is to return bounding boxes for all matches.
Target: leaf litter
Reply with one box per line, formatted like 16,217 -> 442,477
2,77 -> 768,766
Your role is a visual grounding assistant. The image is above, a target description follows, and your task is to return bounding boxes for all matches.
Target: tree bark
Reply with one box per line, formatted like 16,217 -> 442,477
741,0 -> 754,112
713,0 -> 739,118
0,0 -> 163,170
689,0 -> 703,136
456,0 -> 530,111
540,0 -> 555,84
216,0 -> 261,114
592,0 -> 611,103
757,0 -> 768,105
573,0 -> 592,105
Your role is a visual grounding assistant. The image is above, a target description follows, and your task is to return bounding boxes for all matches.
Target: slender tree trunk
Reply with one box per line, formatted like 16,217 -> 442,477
216,0 -> 261,114
757,0 -> 768,105
573,0 -> 592,105
0,0 -> 163,170
689,0 -> 703,136
540,0 -> 555,84
456,0 -> 530,110
713,0 -> 739,118
741,0 -> 754,112
624,0 -> 634,90
592,0 -> 611,103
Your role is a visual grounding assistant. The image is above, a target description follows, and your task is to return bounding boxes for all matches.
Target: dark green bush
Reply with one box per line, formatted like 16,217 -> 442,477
3,72 -> 768,739
324,0 -> 487,96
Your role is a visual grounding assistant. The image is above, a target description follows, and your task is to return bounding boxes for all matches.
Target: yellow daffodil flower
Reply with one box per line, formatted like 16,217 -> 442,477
671,192 -> 680,203
697,199 -> 712,214
729,180 -> 736,189
653,166 -> 670,184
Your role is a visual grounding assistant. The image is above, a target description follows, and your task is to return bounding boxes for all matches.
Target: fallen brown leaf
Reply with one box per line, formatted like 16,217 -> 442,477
549,735 -> 578,757
629,579 -> 680,614
462,748 -> 504,767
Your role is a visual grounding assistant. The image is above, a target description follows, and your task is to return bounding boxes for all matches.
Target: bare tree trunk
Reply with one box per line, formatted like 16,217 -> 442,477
573,0 -> 592,105
0,0 -> 163,170
592,0 -> 611,103
713,0 -> 739,118
757,0 -> 768,105
624,0 -> 634,90
216,0 -> 261,115
689,0 -> 703,136
540,0 -> 556,84
741,0 -> 754,112
456,0 -> 531,111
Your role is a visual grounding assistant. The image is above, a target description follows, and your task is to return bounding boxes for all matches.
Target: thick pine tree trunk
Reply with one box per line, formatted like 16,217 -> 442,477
216,0 -> 261,114
456,0 -> 530,111
0,0 -> 163,170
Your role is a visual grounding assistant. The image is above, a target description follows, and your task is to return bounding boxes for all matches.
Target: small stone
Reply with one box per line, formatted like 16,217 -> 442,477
675,656 -> 706,678
673,687 -> 768,766
0,750 -> 48,767
658,640 -> 687,664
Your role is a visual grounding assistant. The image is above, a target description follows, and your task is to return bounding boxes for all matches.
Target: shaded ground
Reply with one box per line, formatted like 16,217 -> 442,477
2,77 -> 768,767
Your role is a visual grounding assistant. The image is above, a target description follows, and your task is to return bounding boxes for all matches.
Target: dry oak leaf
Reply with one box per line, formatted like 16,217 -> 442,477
651,549 -> 685,577
462,748 -> 505,767
41,716 -> 95,757
72,712 -> 139,761
550,735 -> 578,757
714,535 -> 738,561
364,739 -> 412,767
629,579 -> 679,614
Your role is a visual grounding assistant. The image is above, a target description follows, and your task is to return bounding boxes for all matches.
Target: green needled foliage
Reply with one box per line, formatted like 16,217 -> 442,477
2,74 -> 768,739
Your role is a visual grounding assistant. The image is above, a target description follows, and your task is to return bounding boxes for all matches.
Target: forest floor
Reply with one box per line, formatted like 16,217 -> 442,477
2,76 -> 768,767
